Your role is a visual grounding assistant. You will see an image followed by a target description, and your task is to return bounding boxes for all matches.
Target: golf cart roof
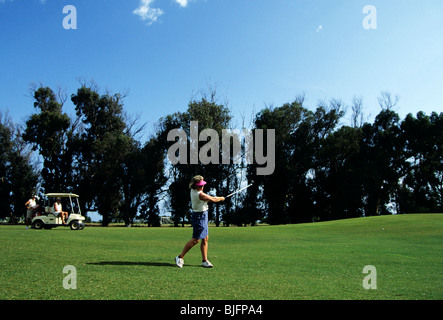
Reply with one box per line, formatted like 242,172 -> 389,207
45,193 -> 80,198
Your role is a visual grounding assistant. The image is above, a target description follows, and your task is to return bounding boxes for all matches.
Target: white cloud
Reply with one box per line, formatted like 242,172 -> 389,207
133,0 -> 195,26
316,25 -> 323,33
175,0 -> 189,7
133,0 -> 164,25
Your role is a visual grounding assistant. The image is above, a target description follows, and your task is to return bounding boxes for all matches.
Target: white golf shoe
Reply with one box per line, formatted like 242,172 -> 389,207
175,256 -> 184,268
201,260 -> 213,268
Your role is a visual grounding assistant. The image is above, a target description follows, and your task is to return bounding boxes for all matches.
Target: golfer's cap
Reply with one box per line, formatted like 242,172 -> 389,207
194,180 -> 207,186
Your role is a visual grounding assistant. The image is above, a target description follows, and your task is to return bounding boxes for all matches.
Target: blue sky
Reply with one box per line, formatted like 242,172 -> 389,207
1,0 -> 442,138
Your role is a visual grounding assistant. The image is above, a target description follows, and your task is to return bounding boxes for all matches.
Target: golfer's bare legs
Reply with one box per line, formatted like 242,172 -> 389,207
179,236 -> 209,261
201,236 -> 208,262
179,238 -> 199,259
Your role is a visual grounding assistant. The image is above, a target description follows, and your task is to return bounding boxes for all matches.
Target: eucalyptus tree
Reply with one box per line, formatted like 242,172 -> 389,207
1,112 -> 38,218
71,85 -> 133,225
23,87 -> 71,192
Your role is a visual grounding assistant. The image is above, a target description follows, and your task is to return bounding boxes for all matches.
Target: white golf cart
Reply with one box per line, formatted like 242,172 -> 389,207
31,193 -> 85,230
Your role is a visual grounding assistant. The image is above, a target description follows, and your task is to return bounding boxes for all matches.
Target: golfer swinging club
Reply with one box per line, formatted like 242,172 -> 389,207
175,175 -> 225,268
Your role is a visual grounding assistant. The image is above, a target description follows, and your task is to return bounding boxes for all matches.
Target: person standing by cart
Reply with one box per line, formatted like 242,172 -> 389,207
24,195 -> 38,229
175,175 -> 225,268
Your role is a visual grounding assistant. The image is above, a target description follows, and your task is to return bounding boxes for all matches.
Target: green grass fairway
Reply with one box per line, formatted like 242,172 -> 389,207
1,214 -> 442,300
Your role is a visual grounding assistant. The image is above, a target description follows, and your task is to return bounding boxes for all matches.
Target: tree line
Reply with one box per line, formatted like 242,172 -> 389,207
1,84 -> 442,226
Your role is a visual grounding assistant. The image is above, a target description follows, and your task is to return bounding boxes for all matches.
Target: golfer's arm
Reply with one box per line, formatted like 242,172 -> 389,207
199,193 -> 224,203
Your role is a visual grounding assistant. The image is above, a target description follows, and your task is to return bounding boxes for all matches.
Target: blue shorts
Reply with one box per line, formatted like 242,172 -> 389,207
192,211 -> 208,240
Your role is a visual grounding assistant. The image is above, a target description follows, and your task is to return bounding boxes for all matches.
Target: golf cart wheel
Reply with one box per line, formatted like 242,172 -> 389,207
70,221 -> 85,230
32,220 -> 44,230
70,221 -> 80,230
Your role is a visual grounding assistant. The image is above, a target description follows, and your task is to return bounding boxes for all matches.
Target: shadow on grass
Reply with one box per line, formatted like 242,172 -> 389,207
87,261 -> 204,268
87,261 -> 176,268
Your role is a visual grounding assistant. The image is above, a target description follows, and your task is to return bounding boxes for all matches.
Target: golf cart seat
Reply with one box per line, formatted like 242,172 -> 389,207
44,206 -> 55,215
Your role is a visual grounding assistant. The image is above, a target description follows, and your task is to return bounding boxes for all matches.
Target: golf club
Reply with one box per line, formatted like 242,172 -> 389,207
226,183 -> 253,198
